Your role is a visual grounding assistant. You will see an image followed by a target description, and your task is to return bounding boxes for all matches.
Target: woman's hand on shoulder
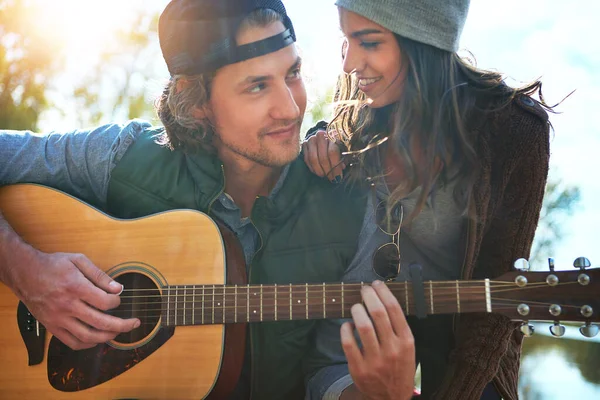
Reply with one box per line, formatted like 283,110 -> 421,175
302,129 -> 346,183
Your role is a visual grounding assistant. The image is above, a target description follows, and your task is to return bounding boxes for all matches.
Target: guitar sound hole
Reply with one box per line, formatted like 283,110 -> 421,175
110,272 -> 161,345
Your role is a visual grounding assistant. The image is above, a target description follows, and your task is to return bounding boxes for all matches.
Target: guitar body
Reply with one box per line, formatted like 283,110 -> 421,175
0,184 -> 246,399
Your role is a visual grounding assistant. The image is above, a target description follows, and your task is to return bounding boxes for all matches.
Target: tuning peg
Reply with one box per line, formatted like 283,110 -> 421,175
550,322 -> 566,337
514,258 -> 530,272
520,322 -> 535,337
548,257 -> 555,272
573,257 -> 591,270
580,323 -> 599,338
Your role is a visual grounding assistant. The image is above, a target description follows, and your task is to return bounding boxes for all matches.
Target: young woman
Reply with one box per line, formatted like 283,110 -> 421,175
303,1 -> 552,399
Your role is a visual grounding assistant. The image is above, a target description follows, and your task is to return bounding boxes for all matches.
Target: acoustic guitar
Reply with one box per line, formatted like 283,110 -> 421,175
0,184 -> 598,399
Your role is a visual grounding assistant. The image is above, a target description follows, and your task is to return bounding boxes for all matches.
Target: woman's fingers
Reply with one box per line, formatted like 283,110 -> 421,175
303,130 -> 344,181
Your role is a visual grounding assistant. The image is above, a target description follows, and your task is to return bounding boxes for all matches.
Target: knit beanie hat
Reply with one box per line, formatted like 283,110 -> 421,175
335,0 -> 470,52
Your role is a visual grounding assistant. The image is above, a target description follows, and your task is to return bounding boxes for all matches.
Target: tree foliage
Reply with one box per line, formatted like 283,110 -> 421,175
530,175 -> 582,267
0,0 -> 64,130
71,11 -> 161,126
0,2 -> 161,131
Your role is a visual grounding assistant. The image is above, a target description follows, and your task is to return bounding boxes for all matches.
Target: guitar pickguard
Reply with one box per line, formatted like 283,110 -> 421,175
47,326 -> 175,392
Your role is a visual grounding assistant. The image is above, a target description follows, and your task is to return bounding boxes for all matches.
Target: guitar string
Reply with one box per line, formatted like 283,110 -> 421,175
108,300 -> 580,315
116,281 -> 581,303
120,275 -> 585,290
117,280 -> 563,297
109,280 -> 590,319
124,302 -> 582,327
108,294 -> 585,317
118,279 -> 539,293
114,284 -> 587,324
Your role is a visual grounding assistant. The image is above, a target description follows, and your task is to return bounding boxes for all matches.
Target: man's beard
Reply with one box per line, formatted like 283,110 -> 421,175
216,121 -> 302,168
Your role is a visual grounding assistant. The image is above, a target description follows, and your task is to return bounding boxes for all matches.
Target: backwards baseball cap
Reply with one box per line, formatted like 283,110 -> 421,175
159,0 -> 296,76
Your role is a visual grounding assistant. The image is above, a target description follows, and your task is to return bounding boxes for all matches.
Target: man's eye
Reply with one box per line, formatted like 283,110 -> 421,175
360,41 -> 380,49
247,83 -> 267,93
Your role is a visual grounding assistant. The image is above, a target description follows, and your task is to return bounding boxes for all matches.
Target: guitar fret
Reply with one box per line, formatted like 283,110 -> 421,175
183,287 -> 187,326
175,287 -> 179,325
251,288 -> 258,319
456,280 -> 460,314
202,286 -> 205,324
341,282 -> 345,318
165,287 -> 170,326
322,283 -> 326,319
247,286 -> 250,322
189,286 -> 192,326
192,285 -> 196,325
260,284 -> 263,322
189,286 -> 193,325
234,285 -> 238,323
211,285 -> 215,324
289,283 -> 292,320
429,281 -> 434,315
274,284 -> 278,321
305,283 -> 308,320
222,286 -> 226,324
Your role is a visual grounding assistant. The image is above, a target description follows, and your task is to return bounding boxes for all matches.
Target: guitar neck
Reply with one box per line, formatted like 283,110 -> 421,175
152,280 -> 493,326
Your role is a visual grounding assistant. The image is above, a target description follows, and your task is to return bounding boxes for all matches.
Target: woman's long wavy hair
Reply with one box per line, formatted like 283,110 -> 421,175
331,34 -> 555,224
155,8 -> 284,154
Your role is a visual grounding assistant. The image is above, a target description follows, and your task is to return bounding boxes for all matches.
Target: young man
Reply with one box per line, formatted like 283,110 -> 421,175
0,1 -> 414,399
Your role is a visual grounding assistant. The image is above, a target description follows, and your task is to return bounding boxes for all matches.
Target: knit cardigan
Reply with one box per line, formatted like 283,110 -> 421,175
434,94 -> 550,400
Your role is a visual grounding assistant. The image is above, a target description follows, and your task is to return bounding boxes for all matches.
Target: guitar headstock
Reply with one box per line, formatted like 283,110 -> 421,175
493,257 -> 599,338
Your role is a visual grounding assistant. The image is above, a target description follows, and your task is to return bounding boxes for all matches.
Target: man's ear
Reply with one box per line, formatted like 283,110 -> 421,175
175,78 -> 188,94
175,78 -> 212,120
192,104 -> 211,120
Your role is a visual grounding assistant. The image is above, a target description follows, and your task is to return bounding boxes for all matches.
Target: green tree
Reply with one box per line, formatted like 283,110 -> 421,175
302,86 -> 335,137
530,174 -> 582,267
0,0 -> 64,130
0,3 -> 162,131
71,11 -> 161,126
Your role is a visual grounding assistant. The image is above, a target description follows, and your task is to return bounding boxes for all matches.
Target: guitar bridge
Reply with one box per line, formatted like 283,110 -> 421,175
17,301 -> 46,366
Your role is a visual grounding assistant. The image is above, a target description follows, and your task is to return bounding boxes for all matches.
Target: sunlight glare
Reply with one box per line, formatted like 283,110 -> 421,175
29,0 -> 147,57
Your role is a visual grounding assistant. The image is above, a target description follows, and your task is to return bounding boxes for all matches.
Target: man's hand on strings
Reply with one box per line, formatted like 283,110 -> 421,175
6,248 -> 140,350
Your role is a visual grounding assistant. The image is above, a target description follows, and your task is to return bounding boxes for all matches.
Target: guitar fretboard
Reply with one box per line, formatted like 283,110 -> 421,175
145,281 -> 493,326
